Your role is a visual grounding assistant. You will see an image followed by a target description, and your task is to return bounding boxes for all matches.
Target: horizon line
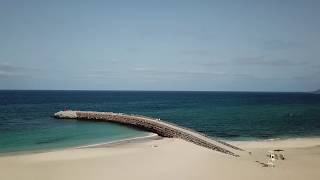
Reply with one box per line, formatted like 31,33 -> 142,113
0,89 -> 313,93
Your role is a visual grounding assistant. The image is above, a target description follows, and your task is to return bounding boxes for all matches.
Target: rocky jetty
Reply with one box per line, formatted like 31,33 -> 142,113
54,110 -> 243,157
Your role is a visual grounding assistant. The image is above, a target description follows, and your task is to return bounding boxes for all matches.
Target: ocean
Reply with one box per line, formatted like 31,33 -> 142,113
1,90 -> 320,154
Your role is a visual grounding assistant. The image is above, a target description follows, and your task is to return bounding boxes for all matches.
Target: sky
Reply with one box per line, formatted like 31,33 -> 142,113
0,0 -> 319,91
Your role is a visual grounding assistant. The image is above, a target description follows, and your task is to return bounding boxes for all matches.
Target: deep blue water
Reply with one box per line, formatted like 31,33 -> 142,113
1,90 -> 320,153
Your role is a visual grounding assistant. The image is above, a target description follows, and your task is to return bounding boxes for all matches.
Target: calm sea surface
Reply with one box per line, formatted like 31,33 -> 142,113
1,90 -> 320,154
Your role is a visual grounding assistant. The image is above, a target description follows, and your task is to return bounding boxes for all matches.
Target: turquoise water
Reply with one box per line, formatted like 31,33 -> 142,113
0,119 -> 148,154
1,90 -> 320,154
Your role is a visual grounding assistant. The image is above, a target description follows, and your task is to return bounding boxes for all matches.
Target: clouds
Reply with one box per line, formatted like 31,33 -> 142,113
110,58 -> 120,63
198,56 -> 307,68
130,67 -> 217,77
1,1 -> 320,91
0,63 -> 30,77
263,40 -> 302,51
130,66 -> 254,79
0,63 -> 43,89
0,62 -> 46,81
232,56 -> 306,66
180,49 -> 210,56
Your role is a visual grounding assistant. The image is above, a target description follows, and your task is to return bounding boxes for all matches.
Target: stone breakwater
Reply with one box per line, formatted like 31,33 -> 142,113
54,111 -> 243,157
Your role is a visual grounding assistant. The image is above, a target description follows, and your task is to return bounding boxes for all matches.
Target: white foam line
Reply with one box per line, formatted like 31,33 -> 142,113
75,133 -> 159,149
226,137 -> 320,148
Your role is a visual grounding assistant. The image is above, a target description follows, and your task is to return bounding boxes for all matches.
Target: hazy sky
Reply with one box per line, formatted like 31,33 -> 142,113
0,0 -> 319,91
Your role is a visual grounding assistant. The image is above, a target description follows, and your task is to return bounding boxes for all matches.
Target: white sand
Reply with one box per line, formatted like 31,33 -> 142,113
0,137 -> 320,180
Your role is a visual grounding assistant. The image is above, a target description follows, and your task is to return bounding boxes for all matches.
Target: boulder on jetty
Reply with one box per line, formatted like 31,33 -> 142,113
54,111 -> 77,119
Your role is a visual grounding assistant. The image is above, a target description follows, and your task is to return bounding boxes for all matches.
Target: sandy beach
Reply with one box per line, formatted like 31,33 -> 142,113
0,136 -> 319,180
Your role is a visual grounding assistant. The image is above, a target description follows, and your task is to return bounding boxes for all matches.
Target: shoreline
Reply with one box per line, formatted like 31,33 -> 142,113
75,132 -> 160,148
228,137 -> 320,149
1,136 -> 320,157
0,132 -> 156,157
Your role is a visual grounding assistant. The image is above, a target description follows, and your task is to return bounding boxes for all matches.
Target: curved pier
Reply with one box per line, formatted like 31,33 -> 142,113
54,110 -> 243,157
